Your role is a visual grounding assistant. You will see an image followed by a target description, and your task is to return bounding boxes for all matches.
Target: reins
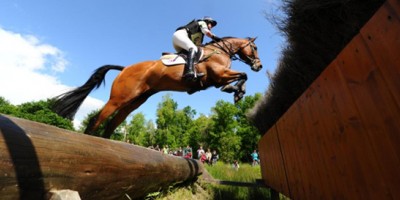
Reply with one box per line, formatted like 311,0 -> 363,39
206,38 -> 258,66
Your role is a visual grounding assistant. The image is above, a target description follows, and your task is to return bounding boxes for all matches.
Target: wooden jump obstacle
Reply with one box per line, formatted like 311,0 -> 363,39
258,0 -> 400,199
0,114 -> 203,199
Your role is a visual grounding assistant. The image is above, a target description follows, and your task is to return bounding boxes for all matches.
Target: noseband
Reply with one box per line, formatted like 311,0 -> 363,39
238,40 -> 259,66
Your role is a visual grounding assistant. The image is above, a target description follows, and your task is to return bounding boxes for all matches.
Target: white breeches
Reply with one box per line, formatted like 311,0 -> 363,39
172,29 -> 198,53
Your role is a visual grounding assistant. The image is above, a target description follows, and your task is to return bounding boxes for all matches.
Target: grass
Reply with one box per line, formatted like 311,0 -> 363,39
205,162 -> 270,200
148,162 -> 284,200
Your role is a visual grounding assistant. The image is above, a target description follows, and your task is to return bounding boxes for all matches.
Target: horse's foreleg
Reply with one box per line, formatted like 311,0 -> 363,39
219,72 -> 247,102
234,79 -> 247,103
102,92 -> 154,138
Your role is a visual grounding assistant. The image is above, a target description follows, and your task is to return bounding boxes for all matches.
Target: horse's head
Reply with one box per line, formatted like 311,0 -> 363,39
237,37 -> 262,72
206,37 -> 263,71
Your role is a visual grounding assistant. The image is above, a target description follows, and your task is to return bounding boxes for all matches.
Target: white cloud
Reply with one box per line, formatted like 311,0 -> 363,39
0,27 -> 103,129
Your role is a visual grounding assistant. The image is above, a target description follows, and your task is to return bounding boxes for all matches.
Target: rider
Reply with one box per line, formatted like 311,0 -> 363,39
173,16 -> 220,81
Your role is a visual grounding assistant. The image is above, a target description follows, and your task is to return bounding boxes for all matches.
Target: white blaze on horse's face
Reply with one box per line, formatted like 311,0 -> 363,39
240,37 -> 262,72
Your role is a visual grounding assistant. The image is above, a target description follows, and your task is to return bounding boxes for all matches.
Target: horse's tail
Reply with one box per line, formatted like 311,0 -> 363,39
52,65 -> 124,120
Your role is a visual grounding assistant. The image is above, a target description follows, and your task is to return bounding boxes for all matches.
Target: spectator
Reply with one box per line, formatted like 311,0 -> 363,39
183,145 -> 193,158
200,152 -> 207,164
211,150 -> 219,166
205,148 -> 212,164
251,150 -> 260,166
177,147 -> 183,156
232,160 -> 240,171
162,145 -> 169,154
197,146 -> 205,159
184,149 -> 192,159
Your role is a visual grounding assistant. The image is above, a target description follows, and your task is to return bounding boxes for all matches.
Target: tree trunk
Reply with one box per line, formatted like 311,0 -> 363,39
0,114 -> 203,200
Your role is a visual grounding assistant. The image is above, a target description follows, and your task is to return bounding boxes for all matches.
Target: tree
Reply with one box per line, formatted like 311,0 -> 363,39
208,100 -> 241,162
126,112 -> 147,146
173,106 -> 196,148
188,114 -> 211,151
144,120 -> 156,147
0,97 -> 74,130
235,93 -> 262,161
155,94 -> 198,150
0,97 -> 17,115
155,94 -> 178,147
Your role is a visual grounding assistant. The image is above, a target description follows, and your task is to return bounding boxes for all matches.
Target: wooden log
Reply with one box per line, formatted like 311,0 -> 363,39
0,114 -> 203,200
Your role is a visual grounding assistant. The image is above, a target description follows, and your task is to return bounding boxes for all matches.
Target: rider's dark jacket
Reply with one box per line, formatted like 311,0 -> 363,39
176,19 -> 206,45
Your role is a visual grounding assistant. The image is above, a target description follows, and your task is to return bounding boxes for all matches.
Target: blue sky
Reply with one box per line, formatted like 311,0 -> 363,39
0,0 -> 284,127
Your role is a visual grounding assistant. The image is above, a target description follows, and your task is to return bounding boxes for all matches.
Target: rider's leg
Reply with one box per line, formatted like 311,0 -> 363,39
183,47 -> 196,80
172,30 -> 204,81
183,48 -> 204,81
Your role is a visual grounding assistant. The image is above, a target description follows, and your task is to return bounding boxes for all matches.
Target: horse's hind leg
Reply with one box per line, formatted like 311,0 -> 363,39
102,91 -> 154,138
85,100 -> 121,135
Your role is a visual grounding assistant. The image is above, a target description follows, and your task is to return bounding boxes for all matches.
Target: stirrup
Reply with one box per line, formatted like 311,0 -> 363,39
183,72 -> 205,82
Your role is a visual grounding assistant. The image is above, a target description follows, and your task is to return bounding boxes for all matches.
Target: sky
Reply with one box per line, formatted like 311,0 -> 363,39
0,0 -> 285,128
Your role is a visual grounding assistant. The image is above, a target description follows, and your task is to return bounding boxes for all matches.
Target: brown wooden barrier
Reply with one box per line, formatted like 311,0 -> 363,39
258,0 -> 400,199
0,114 -> 203,199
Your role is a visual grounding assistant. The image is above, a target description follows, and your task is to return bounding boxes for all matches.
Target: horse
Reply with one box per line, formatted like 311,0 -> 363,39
52,37 -> 263,138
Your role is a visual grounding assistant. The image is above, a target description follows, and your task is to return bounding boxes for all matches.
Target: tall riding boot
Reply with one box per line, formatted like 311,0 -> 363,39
183,48 -> 196,81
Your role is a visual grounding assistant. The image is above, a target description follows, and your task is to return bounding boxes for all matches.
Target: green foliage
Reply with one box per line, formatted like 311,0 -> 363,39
1,92 -> 263,163
127,112 -> 153,146
208,100 -> 240,162
144,120 -> 156,146
0,97 -> 74,130
0,97 -> 18,115
235,94 -> 262,162
189,114 -> 211,150
155,94 -> 178,147
155,94 -> 198,149
151,93 -> 262,162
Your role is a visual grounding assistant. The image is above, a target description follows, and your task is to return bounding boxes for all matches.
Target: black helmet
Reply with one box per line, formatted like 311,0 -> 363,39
202,16 -> 217,27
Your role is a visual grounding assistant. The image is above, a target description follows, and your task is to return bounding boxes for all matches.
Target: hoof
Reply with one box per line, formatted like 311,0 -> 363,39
234,92 -> 245,103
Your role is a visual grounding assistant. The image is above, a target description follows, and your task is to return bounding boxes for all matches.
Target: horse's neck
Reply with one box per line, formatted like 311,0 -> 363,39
211,39 -> 243,55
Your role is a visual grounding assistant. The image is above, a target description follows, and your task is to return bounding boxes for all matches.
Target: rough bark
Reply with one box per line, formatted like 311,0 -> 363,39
0,114 -> 203,200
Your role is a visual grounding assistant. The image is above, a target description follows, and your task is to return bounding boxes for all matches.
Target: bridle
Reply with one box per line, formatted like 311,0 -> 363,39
210,37 -> 259,66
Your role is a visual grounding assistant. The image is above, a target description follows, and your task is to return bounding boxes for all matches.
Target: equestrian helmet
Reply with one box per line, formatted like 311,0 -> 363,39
202,16 -> 217,27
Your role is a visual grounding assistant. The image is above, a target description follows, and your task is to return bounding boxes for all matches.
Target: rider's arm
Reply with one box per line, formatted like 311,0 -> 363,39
198,21 -> 215,38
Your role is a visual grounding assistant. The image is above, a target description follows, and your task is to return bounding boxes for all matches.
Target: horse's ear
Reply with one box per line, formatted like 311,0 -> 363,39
251,37 -> 258,42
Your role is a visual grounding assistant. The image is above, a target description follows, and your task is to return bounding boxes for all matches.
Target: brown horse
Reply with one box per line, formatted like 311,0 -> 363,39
53,37 -> 262,138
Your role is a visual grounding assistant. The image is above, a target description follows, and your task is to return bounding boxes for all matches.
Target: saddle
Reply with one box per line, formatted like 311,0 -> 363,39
160,48 -> 204,66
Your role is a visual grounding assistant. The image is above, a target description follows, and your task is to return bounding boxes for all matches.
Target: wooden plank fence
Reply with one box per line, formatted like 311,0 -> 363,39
258,0 -> 400,199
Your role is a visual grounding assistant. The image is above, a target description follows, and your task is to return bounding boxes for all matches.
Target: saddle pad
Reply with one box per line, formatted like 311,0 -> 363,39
160,54 -> 186,66
160,49 -> 204,66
